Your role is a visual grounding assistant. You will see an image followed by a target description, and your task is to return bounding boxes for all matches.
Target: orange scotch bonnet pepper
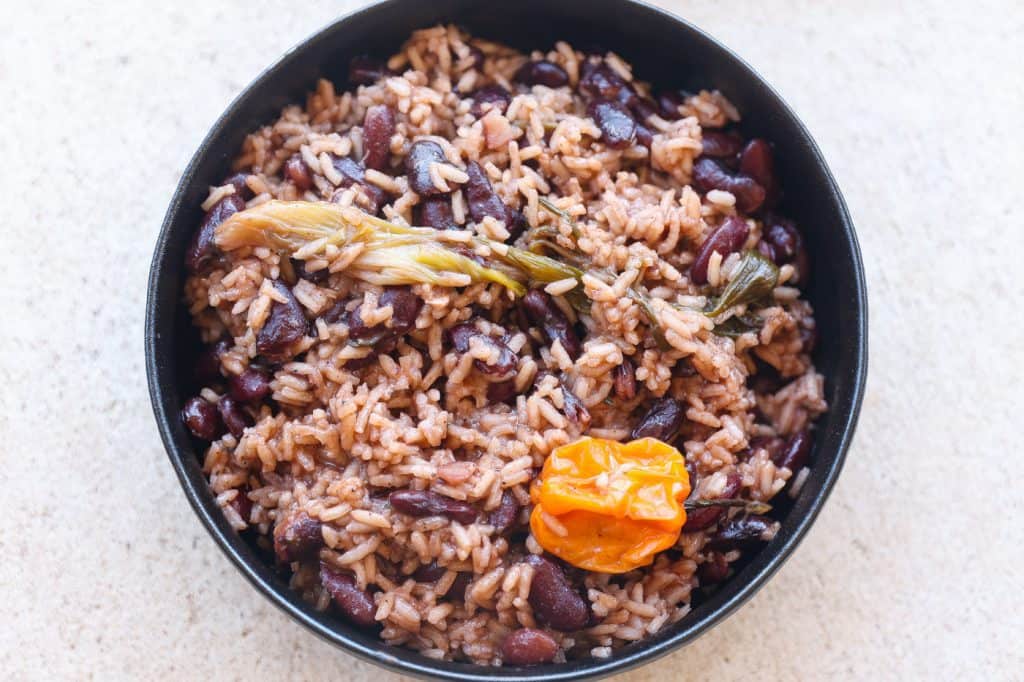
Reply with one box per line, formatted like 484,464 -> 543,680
529,437 -> 691,573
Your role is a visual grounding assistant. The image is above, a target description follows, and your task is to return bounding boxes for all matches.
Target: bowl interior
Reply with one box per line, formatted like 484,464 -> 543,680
147,1 -> 867,679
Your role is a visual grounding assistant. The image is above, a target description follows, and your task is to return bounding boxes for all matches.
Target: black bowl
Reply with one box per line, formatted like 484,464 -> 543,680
146,0 -> 868,678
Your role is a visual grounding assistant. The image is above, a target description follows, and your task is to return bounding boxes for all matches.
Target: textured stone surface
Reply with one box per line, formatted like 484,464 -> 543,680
0,1 -> 1021,678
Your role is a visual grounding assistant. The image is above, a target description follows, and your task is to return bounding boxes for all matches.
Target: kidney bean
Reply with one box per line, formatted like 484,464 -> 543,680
229,487 -> 252,524
488,491 -> 521,534
560,382 -> 591,430
448,572 -> 473,601
690,216 -> 751,285
389,490 -> 479,525
464,161 -> 511,224
635,123 -> 654,148
486,379 -> 517,404
223,172 -> 254,200
524,555 -> 589,631
699,551 -> 730,584
763,217 -> 809,282
692,157 -> 766,214
362,105 -> 395,171
412,561 -> 448,582
750,436 -> 785,462
631,397 -> 685,442
217,396 -> 251,438
320,563 -> 377,628
707,515 -> 779,550
185,194 -> 245,272
738,138 -> 778,207
181,396 -> 223,441
331,156 -> 386,214
800,325 -> 818,354
349,55 -> 388,85
506,210 -> 529,242
613,358 -> 637,401
273,514 -> 324,563
502,628 -> 559,666
656,90 -> 691,120
514,59 -> 568,88
700,130 -> 745,159
349,287 -> 423,343
521,290 -> 581,359
256,281 -> 307,362
578,63 -> 626,100
470,84 -> 512,117
448,322 -> 518,379
588,98 -> 636,149
194,339 -> 229,384
415,196 -> 456,229
404,140 -> 451,196
775,428 -> 812,472
682,471 -> 741,531
284,155 -> 313,192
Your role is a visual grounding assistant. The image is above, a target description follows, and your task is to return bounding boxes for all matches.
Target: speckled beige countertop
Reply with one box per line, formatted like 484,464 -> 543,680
1,1 -> 1021,679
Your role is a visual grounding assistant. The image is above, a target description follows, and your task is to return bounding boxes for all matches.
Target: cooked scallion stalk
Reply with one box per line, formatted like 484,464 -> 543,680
705,250 -> 780,317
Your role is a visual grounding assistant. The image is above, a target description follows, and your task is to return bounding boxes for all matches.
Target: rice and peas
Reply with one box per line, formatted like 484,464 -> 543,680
180,25 -> 826,666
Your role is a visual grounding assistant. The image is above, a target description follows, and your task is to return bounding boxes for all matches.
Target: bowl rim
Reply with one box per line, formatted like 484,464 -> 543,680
145,1 -> 868,679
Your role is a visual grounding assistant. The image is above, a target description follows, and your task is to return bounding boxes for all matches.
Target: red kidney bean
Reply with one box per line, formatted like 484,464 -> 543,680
362,105 -> 395,171
412,561 -> 448,582
588,98 -> 636,149
181,396 -> 224,441
514,59 -> 568,87
223,172 -> 254,200
470,84 -> 512,117
700,130 -> 745,159
389,490 -> 479,525
331,156 -> 386,214
256,281 -> 307,362
185,193 -> 245,272
699,551 -> 730,584
692,158 -> 766,214
349,55 -> 389,85
291,258 -> 328,286
404,140 -> 451,196
707,515 -> 779,550
217,396 -> 251,438
631,397 -> 685,442
448,322 -> 518,379
656,90 -> 690,119
690,216 -> 751,285
613,358 -> 637,401
464,161 -> 511,225
194,339 -> 229,384
578,63 -> 626,100
502,628 -> 559,666
506,209 -> 529,243
524,555 -> 589,631
560,382 -> 591,430
273,514 -> 324,563
486,380 -> 517,404
750,436 -> 785,462
521,289 -> 581,359
738,139 -> 778,207
320,563 -> 377,628
635,123 -> 654,148
763,216 -> 809,282
229,487 -> 252,523
775,428 -> 812,472
349,287 -> 422,343
488,491 -> 521,534
415,196 -> 456,229
682,471 -> 741,531
448,572 -> 473,601
284,155 -> 313,192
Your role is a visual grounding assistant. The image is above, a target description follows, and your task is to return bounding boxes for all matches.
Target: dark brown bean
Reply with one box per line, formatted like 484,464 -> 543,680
362,105 -> 395,171
588,98 -> 636,149
521,289 -> 581,359
412,561 -> 448,582
389,490 -> 478,525
613,358 -> 637,401
578,63 -> 627,100
560,382 -> 591,430
320,563 -> 377,628
506,209 -> 529,243
690,216 -> 751,285
181,396 -> 223,441
656,90 -> 690,120
749,436 -> 785,462
405,140 -> 451,196
448,572 -> 472,601
738,138 -> 778,207
448,322 -> 518,379
470,84 -> 512,117
692,157 -> 766,214
486,379 -> 517,405
291,257 -> 330,284
185,194 -> 245,272
629,96 -> 658,123
331,156 -> 386,214
217,396 -> 251,438
488,491 -> 521,534
682,472 -> 741,531
524,555 -> 589,631
256,281 -> 307,362
273,514 -> 324,563
501,628 -> 559,666
194,339 -> 229,384
284,155 -> 313,192
465,161 -> 512,225
349,55 -> 388,85
223,172 -> 254,200
349,287 -> 423,343
775,428 -> 812,472
514,59 -> 568,88
763,216 -> 809,282
635,123 -> 654,148
631,397 -> 686,442
700,130 -> 745,159
415,196 -> 456,229
229,487 -> 252,523
707,515 -> 779,550
699,551 -> 730,584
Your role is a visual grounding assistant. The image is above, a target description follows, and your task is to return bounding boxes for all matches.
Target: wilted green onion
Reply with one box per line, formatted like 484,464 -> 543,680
705,250 -> 780,317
